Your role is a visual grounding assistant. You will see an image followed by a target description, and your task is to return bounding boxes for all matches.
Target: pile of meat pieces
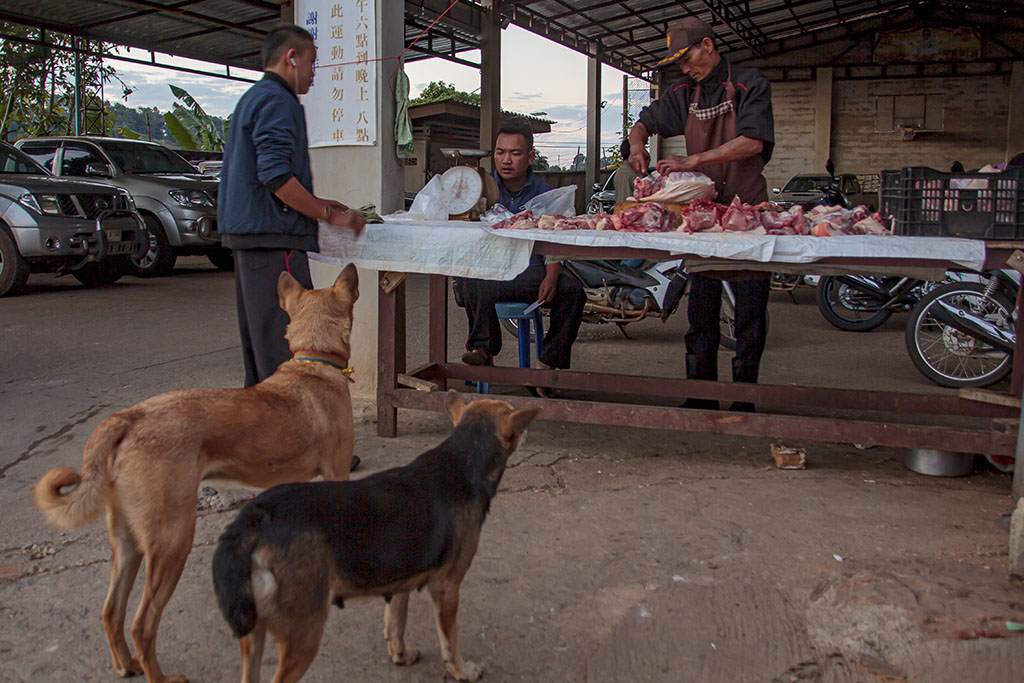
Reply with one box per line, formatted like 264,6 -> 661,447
491,197 -> 889,237
491,202 -> 676,233
679,196 -> 889,235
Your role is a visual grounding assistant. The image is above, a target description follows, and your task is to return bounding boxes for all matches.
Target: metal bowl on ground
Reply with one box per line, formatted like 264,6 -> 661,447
903,449 -> 975,477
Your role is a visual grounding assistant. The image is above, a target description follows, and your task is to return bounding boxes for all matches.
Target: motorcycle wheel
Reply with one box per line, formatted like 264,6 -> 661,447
717,293 -> 769,350
904,281 -> 1014,389
816,275 -> 893,332
500,316 -> 539,342
719,293 -> 737,349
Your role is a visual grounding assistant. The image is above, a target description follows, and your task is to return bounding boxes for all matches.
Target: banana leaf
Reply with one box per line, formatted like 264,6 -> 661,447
163,111 -> 196,150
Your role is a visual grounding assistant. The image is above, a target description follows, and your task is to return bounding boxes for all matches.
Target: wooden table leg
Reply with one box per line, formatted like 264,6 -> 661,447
377,277 -> 406,437
429,274 -> 449,391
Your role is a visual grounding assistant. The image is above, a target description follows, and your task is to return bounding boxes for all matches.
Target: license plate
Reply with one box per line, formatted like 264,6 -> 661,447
105,229 -> 121,241
107,240 -> 136,255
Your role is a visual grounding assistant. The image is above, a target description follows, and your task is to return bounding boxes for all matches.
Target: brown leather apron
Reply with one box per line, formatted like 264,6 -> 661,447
685,66 -> 767,204
685,66 -> 769,281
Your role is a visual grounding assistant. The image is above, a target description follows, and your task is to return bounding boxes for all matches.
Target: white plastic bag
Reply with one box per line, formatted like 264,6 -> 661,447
480,203 -> 514,225
523,185 -> 577,217
406,175 -> 449,221
638,171 -> 717,203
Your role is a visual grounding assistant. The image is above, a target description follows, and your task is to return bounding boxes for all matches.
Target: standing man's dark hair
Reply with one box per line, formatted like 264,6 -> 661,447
261,24 -> 314,68
497,117 -> 535,151
219,23 -> 364,396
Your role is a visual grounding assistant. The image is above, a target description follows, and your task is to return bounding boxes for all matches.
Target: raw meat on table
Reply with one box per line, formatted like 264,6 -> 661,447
614,201 -> 677,232
491,209 -> 537,230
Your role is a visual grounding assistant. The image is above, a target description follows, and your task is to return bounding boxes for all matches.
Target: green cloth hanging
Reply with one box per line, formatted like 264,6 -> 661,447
394,66 -> 415,159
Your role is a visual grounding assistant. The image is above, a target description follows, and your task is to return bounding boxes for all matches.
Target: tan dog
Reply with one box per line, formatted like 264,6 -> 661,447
33,264 -> 360,683
212,391 -> 540,682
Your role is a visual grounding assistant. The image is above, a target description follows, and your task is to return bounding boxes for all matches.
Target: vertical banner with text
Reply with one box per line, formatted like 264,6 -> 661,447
296,0 -> 377,147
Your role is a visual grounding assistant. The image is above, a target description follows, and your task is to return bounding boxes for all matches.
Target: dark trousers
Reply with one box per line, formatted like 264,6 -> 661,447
463,264 -> 586,369
685,273 -> 770,378
234,248 -> 313,387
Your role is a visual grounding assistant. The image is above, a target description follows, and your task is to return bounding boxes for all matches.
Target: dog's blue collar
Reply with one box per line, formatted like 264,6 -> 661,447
292,356 -> 354,381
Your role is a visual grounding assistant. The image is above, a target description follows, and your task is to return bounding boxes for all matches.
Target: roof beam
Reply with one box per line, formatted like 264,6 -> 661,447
77,0 -> 210,32
698,0 -> 769,56
503,3 -> 649,77
0,28 -> 257,82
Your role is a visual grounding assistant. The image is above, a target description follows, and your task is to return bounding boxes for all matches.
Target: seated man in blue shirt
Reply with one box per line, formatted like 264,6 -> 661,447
459,118 -> 586,396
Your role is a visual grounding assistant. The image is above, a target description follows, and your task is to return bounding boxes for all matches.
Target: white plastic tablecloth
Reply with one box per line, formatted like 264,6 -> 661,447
312,218 -> 988,279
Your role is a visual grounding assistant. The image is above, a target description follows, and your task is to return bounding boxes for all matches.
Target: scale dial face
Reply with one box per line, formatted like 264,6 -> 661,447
439,166 -> 484,215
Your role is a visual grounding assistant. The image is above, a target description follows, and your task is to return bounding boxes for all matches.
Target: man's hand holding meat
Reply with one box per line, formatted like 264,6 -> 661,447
627,16 -> 776,413
655,135 -> 766,176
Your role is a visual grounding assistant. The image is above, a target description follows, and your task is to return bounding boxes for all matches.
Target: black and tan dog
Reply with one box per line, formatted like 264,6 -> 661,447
34,265 -> 360,683
212,391 -> 541,682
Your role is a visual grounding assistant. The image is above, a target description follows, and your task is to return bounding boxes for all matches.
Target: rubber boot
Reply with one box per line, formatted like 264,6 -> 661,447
729,357 -> 759,413
681,353 -> 719,410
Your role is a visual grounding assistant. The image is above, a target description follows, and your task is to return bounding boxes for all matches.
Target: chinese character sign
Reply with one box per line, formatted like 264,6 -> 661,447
296,0 -> 377,147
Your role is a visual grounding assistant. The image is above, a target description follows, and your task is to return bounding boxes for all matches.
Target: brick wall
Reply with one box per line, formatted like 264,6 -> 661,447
655,74 -> 1014,197
764,80 -> 818,192
830,75 -> 1011,175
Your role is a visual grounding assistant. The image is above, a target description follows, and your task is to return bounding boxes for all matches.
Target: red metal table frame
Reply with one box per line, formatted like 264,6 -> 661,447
376,242 -> 1024,467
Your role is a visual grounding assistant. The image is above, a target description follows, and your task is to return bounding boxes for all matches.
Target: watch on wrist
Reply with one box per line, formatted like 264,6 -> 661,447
321,204 -> 331,220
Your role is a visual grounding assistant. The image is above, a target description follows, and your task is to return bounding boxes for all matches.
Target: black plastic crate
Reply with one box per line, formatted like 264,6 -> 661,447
880,166 -> 1024,239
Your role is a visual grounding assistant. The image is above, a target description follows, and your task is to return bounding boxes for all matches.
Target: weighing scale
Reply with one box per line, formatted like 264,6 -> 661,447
437,148 -> 500,220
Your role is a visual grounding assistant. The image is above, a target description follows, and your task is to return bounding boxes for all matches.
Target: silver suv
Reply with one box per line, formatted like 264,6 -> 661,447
16,137 -> 231,277
0,141 -> 142,297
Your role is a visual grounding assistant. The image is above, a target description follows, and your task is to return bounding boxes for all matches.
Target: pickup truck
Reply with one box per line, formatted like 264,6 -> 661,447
771,173 -> 878,211
16,136 -> 231,277
0,141 -> 142,297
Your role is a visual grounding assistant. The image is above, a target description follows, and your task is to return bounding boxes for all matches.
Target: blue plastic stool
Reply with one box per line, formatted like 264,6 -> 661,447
475,302 -> 545,394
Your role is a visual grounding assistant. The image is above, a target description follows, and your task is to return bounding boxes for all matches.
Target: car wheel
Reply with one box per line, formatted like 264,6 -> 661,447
73,255 -> 130,287
0,225 -> 31,297
130,214 -> 177,278
206,248 -> 235,271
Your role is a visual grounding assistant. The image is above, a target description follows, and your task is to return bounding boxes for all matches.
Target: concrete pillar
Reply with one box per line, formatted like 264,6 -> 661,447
1006,61 -> 1024,163
479,0 -> 501,166
585,46 -> 602,203
306,0 -> 404,400
649,72 -> 662,163
813,67 -> 833,171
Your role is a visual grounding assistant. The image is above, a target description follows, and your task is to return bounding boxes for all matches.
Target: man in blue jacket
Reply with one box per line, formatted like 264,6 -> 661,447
459,118 -> 586,396
219,24 -> 364,388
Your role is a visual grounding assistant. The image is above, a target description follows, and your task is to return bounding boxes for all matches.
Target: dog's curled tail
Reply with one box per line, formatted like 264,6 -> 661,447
33,413 -> 131,529
212,507 -> 271,638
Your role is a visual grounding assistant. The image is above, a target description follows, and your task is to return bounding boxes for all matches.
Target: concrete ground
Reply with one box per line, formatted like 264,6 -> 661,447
1,258 -> 1022,682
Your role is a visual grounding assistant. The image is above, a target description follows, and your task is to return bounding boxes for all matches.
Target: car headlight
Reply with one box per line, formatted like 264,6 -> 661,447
18,193 -> 61,215
168,189 -> 215,208
118,189 -> 137,212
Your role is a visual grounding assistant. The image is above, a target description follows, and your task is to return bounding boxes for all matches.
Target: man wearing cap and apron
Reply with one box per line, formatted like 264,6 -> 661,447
627,16 -> 775,412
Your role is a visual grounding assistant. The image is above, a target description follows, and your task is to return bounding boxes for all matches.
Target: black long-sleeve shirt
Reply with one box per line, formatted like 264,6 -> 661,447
638,58 -> 775,164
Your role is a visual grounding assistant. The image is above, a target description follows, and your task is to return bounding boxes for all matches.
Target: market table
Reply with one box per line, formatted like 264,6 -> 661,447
313,220 -> 1024,500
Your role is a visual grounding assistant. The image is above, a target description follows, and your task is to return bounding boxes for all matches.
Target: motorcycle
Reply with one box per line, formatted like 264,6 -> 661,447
904,270 -> 1019,388
495,259 -> 746,349
816,275 -> 931,331
811,159 -> 936,331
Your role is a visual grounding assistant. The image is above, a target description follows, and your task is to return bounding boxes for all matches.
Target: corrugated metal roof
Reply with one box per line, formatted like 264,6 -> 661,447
0,1 -> 1021,76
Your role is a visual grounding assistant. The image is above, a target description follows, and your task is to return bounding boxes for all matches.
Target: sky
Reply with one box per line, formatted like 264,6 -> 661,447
109,25 -> 648,167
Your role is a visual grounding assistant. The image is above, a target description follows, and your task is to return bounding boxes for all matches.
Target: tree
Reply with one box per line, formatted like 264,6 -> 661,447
410,80 -> 480,106
571,152 -> 586,171
533,152 -> 550,171
0,21 -> 129,140
105,101 -> 171,142
161,85 -> 230,151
